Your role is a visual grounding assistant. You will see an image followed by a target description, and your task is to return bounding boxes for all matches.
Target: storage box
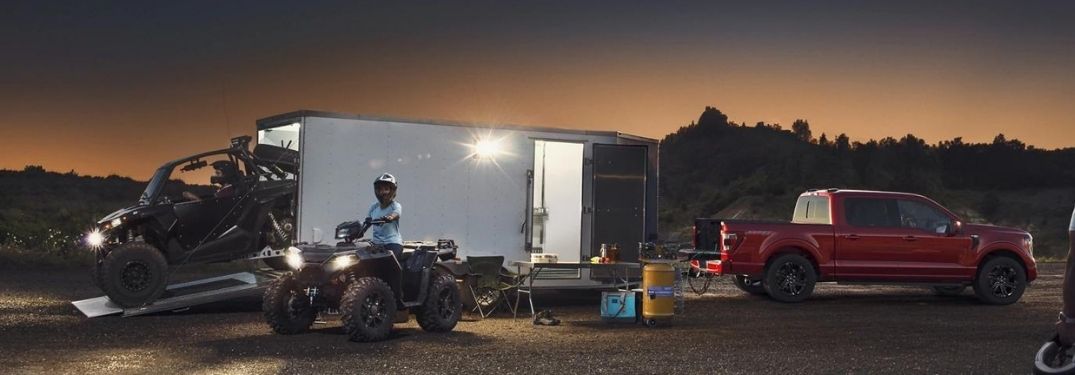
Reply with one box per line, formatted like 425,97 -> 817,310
600,291 -> 638,323
531,253 -> 558,263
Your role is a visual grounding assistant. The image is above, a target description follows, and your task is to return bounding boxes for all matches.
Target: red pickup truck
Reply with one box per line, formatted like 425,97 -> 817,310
699,189 -> 1036,304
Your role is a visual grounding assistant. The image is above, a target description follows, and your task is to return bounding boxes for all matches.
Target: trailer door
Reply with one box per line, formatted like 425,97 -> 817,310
592,144 -> 647,263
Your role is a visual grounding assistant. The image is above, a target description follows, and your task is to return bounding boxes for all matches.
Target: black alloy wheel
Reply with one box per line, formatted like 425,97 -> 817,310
973,256 -> 1026,305
121,261 -> 151,292
763,254 -> 817,303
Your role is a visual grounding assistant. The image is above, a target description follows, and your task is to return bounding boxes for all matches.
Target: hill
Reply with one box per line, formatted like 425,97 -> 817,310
659,107 -> 1075,258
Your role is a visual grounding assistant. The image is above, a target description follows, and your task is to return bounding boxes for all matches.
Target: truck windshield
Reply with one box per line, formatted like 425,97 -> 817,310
792,196 -> 831,224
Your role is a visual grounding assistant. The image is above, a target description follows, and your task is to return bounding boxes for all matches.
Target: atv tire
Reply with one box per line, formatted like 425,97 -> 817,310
733,275 -> 767,295
417,273 -> 462,332
263,274 -> 316,334
341,277 -> 397,342
95,242 -> 169,308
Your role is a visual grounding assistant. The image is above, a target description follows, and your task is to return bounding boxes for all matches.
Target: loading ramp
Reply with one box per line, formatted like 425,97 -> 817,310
73,269 -> 285,318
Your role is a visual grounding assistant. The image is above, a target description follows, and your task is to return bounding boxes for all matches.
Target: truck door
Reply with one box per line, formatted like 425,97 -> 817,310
592,144 -> 647,264
894,199 -> 973,280
834,197 -> 916,281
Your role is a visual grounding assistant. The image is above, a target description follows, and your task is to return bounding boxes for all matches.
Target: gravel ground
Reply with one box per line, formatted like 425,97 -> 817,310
0,263 -> 1064,374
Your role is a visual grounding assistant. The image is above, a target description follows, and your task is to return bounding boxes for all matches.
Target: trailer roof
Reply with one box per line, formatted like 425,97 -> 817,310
256,110 -> 659,144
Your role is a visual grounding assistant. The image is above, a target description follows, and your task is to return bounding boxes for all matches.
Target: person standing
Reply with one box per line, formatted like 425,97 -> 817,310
368,173 -> 403,260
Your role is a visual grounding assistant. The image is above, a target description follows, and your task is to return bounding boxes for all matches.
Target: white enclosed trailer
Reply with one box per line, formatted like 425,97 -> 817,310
256,110 -> 658,287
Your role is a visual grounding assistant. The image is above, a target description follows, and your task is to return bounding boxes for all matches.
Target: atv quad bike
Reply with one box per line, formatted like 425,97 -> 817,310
86,136 -> 298,308
263,218 -> 463,342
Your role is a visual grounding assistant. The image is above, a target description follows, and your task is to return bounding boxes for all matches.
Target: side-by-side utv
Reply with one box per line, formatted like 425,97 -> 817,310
86,136 -> 298,307
264,218 -> 462,342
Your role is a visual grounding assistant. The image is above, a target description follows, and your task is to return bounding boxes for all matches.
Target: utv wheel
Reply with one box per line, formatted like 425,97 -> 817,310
973,256 -> 1026,305
417,273 -> 462,332
763,254 -> 816,303
733,275 -> 767,295
95,242 -> 168,308
932,285 -> 966,296
341,277 -> 397,342
263,275 -> 315,334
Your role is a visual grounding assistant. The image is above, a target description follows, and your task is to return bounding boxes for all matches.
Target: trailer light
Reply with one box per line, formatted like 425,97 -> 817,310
332,255 -> 358,270
285,247 -> 304,269
85,230 -> 105,249
472,138 -> 503,159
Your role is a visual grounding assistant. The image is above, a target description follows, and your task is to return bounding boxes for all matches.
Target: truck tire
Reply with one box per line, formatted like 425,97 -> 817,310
416,273 -> 462,332
973,256 -> 1026,305
763,254 -> 817,303
341,277 -> 397,342
95,242 -> 169,308
733,275 -> 767,295
263,274 -> 315,334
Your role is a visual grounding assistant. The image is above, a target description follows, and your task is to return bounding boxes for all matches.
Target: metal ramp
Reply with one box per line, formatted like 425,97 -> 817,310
73,270 -> 285,318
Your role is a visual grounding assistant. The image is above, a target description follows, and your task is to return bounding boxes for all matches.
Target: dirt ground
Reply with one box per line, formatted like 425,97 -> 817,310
0,263 -> 1064,374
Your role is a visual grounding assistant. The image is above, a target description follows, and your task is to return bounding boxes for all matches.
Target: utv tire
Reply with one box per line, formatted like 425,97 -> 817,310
341,277 -> 397,342
262,257 -> 291,271
973,256 -> 1026,305
733,275 -> 767,295
932,285 -> 966,296
417,273 -> 462,332
263,275 -> 316,334
763,254 -> 817,303
95,242 -> 168,308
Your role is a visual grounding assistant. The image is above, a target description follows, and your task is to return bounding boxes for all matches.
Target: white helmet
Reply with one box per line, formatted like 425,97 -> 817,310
374,173 -> 397,189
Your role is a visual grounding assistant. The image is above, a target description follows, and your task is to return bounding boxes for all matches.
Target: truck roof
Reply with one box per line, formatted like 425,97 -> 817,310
802,189 -> 929,200
256,109 -> 659,144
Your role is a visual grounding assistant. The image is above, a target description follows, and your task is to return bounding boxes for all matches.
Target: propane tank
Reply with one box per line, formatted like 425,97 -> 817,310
642,262 -> 676,326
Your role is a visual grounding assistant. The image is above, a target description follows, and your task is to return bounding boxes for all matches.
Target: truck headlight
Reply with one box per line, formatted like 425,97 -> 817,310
285,248 -> 304,269
332,255 -> 358,270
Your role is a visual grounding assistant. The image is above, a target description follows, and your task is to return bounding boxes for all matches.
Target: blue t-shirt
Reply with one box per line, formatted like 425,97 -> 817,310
368,201 -> 402,245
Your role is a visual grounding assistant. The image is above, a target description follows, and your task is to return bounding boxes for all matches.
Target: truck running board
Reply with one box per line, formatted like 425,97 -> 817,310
72,270 -> 285,318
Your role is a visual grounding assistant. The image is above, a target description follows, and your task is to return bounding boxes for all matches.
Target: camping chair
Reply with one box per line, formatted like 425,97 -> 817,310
465,256 -> 529,319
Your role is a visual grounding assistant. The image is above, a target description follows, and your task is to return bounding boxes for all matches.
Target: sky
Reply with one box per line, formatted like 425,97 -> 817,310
1,1 -> 1073,179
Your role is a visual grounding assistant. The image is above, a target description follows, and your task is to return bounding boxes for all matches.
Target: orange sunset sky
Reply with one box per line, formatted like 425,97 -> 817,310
1,1 -> 1073,180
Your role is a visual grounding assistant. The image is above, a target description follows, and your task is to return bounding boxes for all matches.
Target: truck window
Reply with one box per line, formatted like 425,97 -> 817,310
792,196 -> 831,224
897,200 -> 953,233
844,198 -> 901,228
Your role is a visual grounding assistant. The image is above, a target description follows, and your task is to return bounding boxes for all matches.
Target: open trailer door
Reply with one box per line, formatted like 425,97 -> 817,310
591,144 -> 648,266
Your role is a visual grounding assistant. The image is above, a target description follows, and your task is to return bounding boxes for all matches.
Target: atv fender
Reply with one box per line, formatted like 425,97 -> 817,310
434,261 -> 468,279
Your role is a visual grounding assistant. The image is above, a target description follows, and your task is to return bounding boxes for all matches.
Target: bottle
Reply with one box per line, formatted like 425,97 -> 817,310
608,244 -> 619,262
599,244 -> 608,264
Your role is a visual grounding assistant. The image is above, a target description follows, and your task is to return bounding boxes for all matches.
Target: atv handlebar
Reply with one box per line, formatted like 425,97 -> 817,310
335,218 -> 388,243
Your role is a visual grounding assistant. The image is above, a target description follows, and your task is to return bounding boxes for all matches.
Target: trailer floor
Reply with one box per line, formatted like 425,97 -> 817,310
0,263 -> 1062,374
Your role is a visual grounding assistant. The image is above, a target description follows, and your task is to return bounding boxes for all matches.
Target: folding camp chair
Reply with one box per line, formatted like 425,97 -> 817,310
465,256 -> 529,319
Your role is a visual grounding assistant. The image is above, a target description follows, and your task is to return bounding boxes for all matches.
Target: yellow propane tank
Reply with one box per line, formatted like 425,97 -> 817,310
642,262 -> 676,326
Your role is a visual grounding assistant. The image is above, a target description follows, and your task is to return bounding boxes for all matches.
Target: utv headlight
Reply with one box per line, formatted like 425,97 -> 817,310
285,247 -> 304,269
110,218 -> 123,228
85,229 -> 105,249
332,254 -> 358,270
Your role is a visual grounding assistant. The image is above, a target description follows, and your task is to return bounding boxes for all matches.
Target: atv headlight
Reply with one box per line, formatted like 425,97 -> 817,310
285,248 -> 304,269
332,254 -> 358,270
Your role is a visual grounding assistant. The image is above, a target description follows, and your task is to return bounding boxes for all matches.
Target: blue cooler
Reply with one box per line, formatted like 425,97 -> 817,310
601,291 -> 638,323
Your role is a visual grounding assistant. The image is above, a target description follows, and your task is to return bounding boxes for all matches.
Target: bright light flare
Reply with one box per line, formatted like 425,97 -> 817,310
332,255 -> 357,270
285,247 -> 304,269
85,230 -> 105,249
471,138 -> 503,159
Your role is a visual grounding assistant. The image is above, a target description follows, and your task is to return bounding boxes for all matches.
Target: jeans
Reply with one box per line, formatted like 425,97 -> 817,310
382,243 -> 404,261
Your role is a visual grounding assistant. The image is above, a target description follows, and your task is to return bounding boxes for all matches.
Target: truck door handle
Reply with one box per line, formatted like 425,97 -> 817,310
903,236 -> 917,242
843,234 -> 860,240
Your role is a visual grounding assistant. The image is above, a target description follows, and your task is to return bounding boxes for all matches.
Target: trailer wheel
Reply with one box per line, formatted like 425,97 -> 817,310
341,277 -> 396,342
763,254 -> 816,303
973,256 -> 1026,305
263,274 -> 315,334
96,242 -> 168,308
416,273 -> 462,332
733,275 -> 766,295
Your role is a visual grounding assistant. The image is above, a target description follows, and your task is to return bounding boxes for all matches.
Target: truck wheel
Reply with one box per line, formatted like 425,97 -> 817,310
263,274 -> 315,334
932,285 -> 966,296
763,254 -> 816,303
95,242 -> 168,308
733,275 -> 767,295
973,256 -> 1026,305
341,277 -> 397,342
417,273 -> 462,332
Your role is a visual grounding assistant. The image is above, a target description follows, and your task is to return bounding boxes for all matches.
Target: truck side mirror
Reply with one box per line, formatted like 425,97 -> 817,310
946,221 -> 962,237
